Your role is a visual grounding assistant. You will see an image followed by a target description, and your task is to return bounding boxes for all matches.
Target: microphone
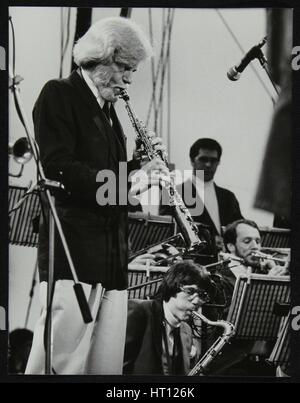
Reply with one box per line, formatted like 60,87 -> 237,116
219,252 -> 244,263
227,37 -> 267,81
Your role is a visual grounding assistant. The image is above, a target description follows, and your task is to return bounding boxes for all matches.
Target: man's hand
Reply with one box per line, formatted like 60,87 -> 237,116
131,253 -> 156,265
148,130 -> 167,156
129,157 -> 170,197
129,253 -> 156,267
133,130 -> 167,164
262,259 -> 288,276
268,264 -> 288,276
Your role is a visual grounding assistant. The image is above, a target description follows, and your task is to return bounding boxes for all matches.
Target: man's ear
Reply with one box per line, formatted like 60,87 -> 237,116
227,243 -> 236,254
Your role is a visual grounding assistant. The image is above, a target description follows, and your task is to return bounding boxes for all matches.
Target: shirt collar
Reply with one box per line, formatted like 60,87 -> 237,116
81,68 -> 105,108
163,301 -> 181,328
193,173 -> 215,189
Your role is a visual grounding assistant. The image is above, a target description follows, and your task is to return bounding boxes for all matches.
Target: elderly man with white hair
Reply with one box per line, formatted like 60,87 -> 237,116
26,16 -> 167,375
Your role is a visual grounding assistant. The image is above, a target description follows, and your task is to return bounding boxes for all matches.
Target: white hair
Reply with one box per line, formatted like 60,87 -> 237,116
73,17 -> 153,68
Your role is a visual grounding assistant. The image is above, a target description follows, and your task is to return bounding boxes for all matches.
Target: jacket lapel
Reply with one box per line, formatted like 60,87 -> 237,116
69,70 -> 126,165
69,70 -> 103,118
179,324 -> 191,375
110,104 -> 127,157
69,70 -> 110,147
190,181 -> 219,235
214,184 -> 225,226
151,300 -> 164,368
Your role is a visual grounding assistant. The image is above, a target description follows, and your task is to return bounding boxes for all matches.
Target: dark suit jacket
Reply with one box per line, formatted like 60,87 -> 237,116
123,299 -> 194,375
183,184 -> 243,235
169,179 -> 243,236
34,70 -> 139,287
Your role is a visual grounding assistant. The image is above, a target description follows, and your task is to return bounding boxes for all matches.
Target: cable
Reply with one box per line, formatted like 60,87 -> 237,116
9,17 -> 26,128
8,190 -> 34,215
146,10 -> 172,129
157,9 -> 174,150
9,17 -> 42,168
8,16 -> 16,79
43,280 -> 57,375
63,9 -> 71,67
215,9 -> 276,104
59,8 -> 64,78
157,10 -> 174,114
24,259 -> 38,328
59,7 -> 71,78
148,9 -> 157,124
167,28 -> 171,160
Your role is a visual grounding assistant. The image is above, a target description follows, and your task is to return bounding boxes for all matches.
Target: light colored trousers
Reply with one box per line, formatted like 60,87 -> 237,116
25,280 -> 127,375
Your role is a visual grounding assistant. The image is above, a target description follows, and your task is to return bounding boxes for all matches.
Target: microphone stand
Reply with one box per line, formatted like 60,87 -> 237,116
24,258 -> 38,329
256,48 -> 280,96
9,66 -> 93,375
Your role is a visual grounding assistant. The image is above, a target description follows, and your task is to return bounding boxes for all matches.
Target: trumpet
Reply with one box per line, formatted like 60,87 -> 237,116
218,252 -> 245,264
250,251 -> 289,264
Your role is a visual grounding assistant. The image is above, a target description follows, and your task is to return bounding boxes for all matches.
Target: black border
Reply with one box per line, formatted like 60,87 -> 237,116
0,0 -> 8,382
1,0 -> 300,385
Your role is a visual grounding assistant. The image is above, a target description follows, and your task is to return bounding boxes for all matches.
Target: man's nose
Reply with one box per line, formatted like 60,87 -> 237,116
249,239 -> 259,249
123,70 -> 133,85
204,160 -> 212,168
192,295 -> 202,306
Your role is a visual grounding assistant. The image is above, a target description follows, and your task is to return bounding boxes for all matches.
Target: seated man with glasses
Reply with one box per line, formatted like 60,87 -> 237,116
123,260 -> 214,375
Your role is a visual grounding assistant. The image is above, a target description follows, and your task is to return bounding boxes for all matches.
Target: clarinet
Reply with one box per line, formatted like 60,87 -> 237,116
119,88 -> 205,252
189,311 -> 235,376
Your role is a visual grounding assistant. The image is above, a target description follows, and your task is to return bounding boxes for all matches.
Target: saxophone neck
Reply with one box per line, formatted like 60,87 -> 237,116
192,310 -> 235,336
188,310 -> 235,376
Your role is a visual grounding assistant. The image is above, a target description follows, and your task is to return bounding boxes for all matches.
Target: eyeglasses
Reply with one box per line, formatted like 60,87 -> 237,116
179,286 -> 210,303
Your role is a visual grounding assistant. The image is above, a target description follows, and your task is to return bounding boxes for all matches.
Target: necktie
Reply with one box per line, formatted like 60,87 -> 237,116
102,101 -> 111,123
172,327 -> 182,375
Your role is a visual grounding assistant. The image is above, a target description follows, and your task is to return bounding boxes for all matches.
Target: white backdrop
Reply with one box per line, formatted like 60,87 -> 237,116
9,7 -> 276,330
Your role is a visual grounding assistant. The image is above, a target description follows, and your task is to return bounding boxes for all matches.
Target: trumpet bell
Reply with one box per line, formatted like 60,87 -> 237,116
9,137 -> 33,165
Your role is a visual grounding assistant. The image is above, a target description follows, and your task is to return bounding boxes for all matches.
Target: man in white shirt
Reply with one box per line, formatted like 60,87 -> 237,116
160,138 -> 243,253
223,219 -> 288,279
187,138 -> 243,237
206,219 -> 288,376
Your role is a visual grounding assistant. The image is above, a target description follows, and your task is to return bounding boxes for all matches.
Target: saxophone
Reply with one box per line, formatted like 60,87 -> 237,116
189,310 -> 235,376
119,88 -> 205,252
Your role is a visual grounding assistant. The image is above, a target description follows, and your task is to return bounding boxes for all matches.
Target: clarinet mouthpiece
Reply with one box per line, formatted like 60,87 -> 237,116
118,88 -> 129,101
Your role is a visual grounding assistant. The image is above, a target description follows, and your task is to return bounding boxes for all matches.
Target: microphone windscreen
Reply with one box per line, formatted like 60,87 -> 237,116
227,67 -> 240,81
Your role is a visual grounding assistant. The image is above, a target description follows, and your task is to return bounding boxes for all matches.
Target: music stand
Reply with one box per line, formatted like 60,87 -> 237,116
259,226 -> 290,248
127,264 -> 167,299
268,313 -> 290,366
227,273 -> 290,343
128,212 -> 175,253
9,185 -> 40,247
